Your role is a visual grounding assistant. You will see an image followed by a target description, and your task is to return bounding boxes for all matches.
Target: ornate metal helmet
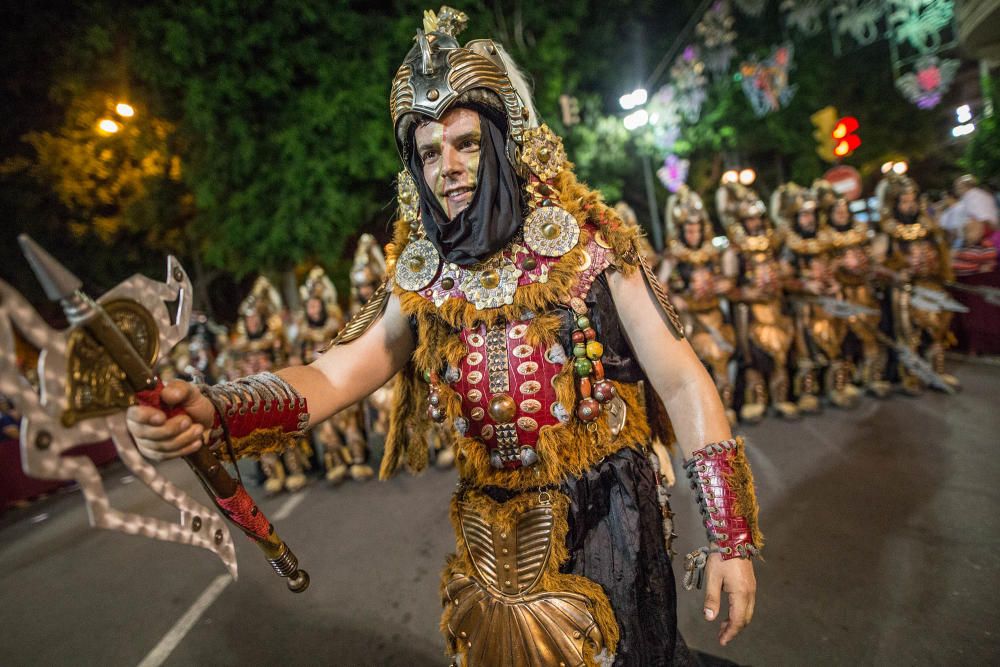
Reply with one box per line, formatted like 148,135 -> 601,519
666,186 -> 711,244
811,178 -> 840,212
299,266 -> 341,316
878,174 -> 920,219
390,5 -> 536,166
771,182 -> 817,229
239,276 -> 283,318
350,234 -> 387,304
716,181 -> 766,229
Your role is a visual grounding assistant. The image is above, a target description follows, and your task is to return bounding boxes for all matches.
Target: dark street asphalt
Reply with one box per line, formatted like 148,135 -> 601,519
1,358 -> 998,666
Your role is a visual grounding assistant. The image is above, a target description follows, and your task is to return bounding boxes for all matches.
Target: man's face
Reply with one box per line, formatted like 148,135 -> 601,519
306,297 -> 323,321
898,191 -> 918,217
744,215 -> 763,234
832,200 -> 850,226
683,221 -> 703,247
245,312 -> 261,334
797,207 -> 816,232
414,107 -> 482,220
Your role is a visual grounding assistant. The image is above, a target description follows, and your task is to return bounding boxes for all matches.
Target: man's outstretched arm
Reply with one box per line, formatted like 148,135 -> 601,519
126,293 -> 414,461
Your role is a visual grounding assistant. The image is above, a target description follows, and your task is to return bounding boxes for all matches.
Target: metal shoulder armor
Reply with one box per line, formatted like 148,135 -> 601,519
330,278 -> 391,346
636,253 -> 686,341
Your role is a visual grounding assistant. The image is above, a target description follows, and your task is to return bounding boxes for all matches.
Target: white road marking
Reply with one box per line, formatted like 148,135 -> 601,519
134,488 -> 305,667
136,574 -> 232,667
271,489 -> 308,521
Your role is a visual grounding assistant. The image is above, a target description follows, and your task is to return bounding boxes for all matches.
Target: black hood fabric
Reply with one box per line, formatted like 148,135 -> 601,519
406,107 -> 523,266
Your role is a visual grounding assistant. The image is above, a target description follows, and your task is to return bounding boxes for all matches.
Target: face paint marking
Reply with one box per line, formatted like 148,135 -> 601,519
415,108 -> 481,220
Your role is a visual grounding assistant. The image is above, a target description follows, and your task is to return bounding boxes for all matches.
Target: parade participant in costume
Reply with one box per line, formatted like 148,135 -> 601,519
818,184 -> 891,398
126,7 -> 760,665
665,187 -> 737,426
232,277 -> 311,494
720,181 -> 797,421
879,175 -> 961,393
774,183 -> 853,410
180,313 -> 227,385
294,266 -> 363,484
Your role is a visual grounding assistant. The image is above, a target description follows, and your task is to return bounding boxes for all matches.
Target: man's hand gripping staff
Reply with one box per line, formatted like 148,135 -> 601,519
18,235 -> 309,592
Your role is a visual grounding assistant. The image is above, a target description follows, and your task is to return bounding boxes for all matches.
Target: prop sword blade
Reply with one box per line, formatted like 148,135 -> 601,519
18,235 -> 309,592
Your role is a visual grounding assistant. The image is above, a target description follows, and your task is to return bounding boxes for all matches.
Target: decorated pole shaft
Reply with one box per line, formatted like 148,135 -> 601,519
19,235 -> 309,592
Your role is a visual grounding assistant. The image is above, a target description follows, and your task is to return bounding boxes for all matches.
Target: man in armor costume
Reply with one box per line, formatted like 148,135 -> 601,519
294,266 -> 370,484
720,182 -> 798,421
879,175 -> 961,393
773,183 -> 853,411
127,7 -> 760,665
664,187 -> 738,426
233,277 -> 311,494
817,183 -> 892,398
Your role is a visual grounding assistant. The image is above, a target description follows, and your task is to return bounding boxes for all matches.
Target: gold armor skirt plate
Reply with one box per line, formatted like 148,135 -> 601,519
442,492 -> 612,667
807,305 -> 848,360
749,302 -> 792,359
688,308 -> 735,365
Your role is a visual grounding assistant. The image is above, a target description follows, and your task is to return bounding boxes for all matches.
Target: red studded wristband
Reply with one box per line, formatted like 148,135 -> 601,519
683,437 -> 762,561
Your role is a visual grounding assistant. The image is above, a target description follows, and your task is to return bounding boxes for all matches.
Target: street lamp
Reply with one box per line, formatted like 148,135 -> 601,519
739,168 -> 756,185
97,118 -> 121,135
619,88 -> 648,110
620,87 -> 662,251
721,169 -> 739,184
623,109 -> 649,130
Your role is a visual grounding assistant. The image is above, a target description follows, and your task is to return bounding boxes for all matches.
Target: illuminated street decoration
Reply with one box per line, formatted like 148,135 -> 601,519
696,0 -> 737,76
831,0 -> 884,49
895,54 -> 959,109
671,45 -> 708,123
781,0 -> 826,37
657,154 -> 690,193
740,44 -> 797,117
732,0 -> 766,16
886,0 -> 954,54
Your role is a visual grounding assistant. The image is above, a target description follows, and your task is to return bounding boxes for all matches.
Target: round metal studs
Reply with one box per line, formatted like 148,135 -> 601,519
523,206 -> 580,257
396,238 -> 441,291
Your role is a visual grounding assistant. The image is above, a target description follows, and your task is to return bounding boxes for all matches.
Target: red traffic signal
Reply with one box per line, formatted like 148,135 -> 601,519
831,116 -> 860,157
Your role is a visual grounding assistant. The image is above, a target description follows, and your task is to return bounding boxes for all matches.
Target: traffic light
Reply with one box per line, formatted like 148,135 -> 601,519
832,116 -> 861,157
811,106 -> 837,163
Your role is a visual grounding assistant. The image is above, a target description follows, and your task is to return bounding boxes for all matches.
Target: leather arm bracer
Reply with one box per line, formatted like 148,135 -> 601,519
683,437 -> 762,560
200,372 -> 310,460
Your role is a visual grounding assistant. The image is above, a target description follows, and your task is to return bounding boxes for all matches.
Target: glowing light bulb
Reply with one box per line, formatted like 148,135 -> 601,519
116,103 -> 135,118
97,119 -> 121,135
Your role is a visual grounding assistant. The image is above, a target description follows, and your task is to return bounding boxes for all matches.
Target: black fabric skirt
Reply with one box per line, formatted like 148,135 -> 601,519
562,446 -> 698,667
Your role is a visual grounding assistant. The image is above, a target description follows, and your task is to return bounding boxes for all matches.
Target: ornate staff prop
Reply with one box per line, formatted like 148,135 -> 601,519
7,235 -> 308,592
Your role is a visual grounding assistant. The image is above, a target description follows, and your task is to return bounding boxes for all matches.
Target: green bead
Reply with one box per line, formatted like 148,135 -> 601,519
586,341 -> 604,360
576,316 -> 591,329
574,357 -> 593,377
573,342 -> 587,358
422,369 -> 432,383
